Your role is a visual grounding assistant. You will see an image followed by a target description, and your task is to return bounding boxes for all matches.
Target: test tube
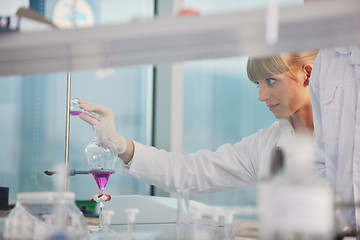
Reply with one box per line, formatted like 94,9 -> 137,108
211,207 -> 222,240
192,205 -> 211,239
125,208 -> 139,235
223,212 -> 235,240
70,98 -> 103,122
102,210 -> 114,233
176,189 -> 190,240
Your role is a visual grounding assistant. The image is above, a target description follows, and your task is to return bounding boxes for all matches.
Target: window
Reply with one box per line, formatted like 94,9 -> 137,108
0,0 -> 154,200
182,0 -> 302,206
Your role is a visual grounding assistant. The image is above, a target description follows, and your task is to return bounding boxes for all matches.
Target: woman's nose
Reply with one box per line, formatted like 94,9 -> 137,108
258,85 -> 270,102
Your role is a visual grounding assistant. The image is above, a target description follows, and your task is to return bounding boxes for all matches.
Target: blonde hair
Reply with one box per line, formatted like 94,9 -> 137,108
246,50 -> 318,82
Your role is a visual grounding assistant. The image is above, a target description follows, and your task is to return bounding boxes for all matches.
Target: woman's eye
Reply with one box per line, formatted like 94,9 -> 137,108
266,78 -> 277,86
254,82 -> 259,88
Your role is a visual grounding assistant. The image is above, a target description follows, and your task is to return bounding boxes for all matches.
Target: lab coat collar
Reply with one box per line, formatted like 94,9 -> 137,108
334,45 -> 360,65
279,119 -> 294,135
334,46 -> 351,55
352,46 -> 360,80
350,46 -> 360,65
334,46 -> 360,80
276,119 -> 294,151
278,118 -> 314,136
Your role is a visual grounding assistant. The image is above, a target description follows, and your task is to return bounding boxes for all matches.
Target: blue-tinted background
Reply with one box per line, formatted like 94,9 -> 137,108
0,0 -> 305,207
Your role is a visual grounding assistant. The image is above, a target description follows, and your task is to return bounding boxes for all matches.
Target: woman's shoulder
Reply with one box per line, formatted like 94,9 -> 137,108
234,121 -> 282,148
256,121 -> 282,136
243,119 -> 292,144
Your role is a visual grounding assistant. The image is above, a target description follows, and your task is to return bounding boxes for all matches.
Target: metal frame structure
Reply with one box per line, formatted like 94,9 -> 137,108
0,0 -> 359,77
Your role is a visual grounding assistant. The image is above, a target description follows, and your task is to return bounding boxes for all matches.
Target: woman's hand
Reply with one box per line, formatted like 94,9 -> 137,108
78,99 -> 134,163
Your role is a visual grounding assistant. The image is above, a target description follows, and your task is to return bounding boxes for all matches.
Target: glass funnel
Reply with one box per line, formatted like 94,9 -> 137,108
85,123 -> 118,232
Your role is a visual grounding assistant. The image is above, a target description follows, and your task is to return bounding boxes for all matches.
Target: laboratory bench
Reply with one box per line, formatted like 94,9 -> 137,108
0,196 -> 259,240
85,216 -> 259,240
84,195 -> 259,239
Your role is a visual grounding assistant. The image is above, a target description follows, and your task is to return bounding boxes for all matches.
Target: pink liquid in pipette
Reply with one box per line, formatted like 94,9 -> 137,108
70,111 -> 82,116
92,172 -> 111,193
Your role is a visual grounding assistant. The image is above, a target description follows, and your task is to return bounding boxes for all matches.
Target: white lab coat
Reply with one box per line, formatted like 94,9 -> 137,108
310,46 -> 360,229
127,119 -> 294,193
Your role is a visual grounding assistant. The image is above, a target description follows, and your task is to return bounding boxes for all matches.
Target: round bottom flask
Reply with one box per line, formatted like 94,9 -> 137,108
85,123 -> 118,177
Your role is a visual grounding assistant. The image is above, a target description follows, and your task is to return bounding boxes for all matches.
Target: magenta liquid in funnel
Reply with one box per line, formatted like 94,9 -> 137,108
92,172 -> 111,193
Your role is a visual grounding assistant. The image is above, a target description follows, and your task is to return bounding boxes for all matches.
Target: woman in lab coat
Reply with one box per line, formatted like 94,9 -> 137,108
79,50 -> 318,193
310,46 -> 360,231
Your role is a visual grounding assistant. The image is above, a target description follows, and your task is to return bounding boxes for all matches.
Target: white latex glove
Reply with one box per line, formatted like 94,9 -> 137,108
78,99 -> 127,154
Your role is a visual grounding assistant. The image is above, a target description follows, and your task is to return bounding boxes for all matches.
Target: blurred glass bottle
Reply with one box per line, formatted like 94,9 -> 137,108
3,192 -> 88,240
258,133 -> 334,240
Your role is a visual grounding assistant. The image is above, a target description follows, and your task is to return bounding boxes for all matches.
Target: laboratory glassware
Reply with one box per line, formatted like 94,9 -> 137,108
258,133 -> 334,240
70,98 -> 103,122
102,210 -> 114,233
125,208 -> 139,235
89,208 -> 161,240
211,207 -> 222,240
223,212 -> 235,240
0,217 -> 5,239
191,204 -> 212,240
85,123 -> 118,232
176,189 -> 191,240
3,192 -> 88,240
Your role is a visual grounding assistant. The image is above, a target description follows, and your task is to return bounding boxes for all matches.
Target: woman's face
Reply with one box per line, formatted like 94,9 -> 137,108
254,69 -> 310,119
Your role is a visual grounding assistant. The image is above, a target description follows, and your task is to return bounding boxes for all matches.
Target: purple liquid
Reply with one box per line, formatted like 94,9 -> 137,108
70,111 -> 82,116
92,172 -> 111,193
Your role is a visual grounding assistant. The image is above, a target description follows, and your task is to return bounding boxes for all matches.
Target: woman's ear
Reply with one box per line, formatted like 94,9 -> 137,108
303,64 -> 313,86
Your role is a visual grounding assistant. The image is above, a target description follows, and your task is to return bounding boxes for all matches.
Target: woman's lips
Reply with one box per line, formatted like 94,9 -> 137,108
267,104 -> 279,112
